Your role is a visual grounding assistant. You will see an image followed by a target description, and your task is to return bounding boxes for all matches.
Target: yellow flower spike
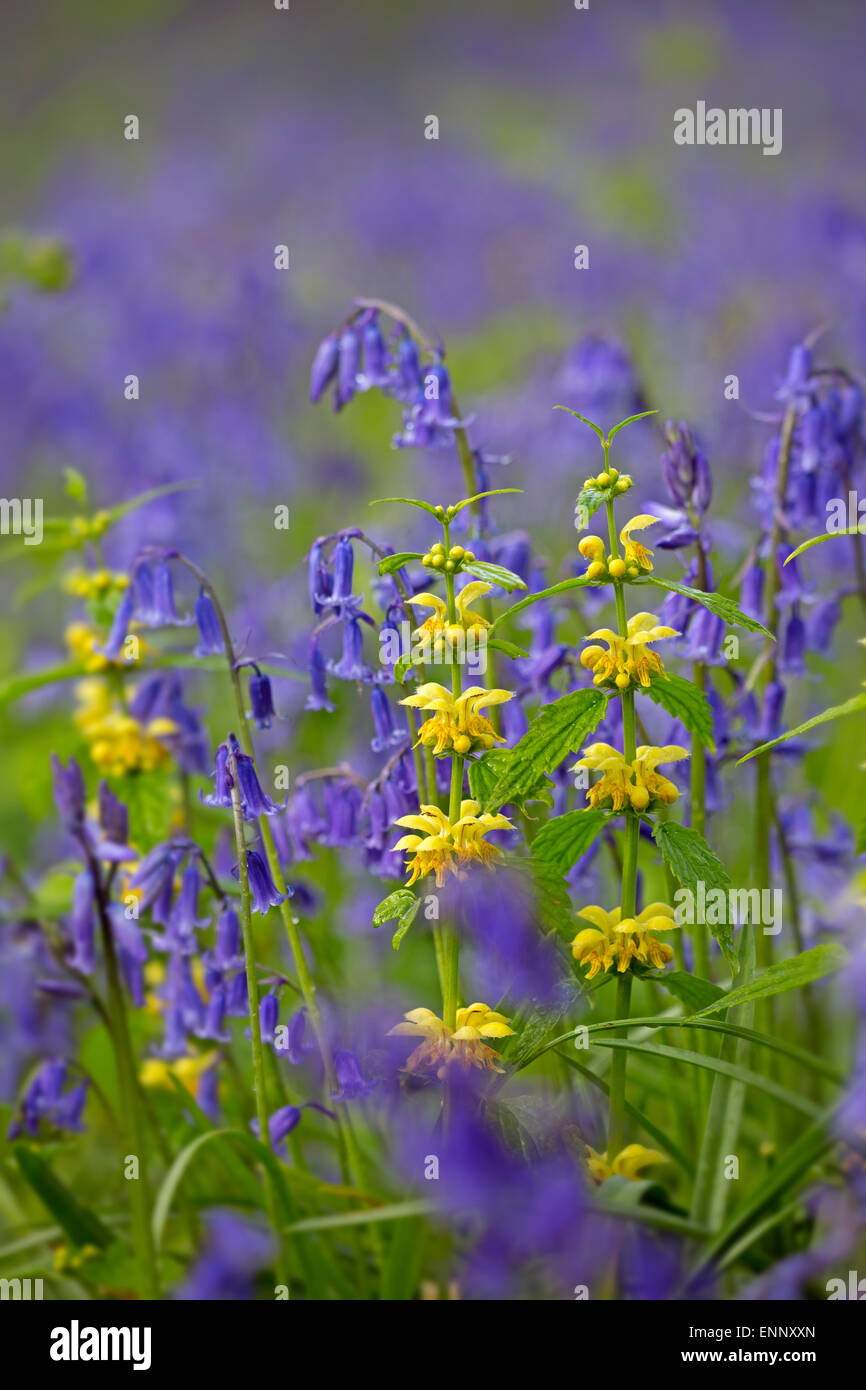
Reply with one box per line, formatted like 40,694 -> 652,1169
455,580 -> 493,632
573,901 -> 679,977
619,514 -> 660,571
586,1144 -> 668,1184
392,801 -> 514,886
140,1050 -> 218,1094
389,1002 -> 515,1078
400,683 -> 513,756
581,612 -> 679,691
574,741 -> 689,813
406,581 -> 492,640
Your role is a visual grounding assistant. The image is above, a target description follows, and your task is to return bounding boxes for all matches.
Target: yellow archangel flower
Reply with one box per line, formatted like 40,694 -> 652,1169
571,901 -> 681,977
140,1049 -> 218,1094
585,1143 -> 668,1185
74,679 -> 178,778
399,682 -> 513,756
406,580 -> 493,642
619,514 -> 659,572
388,1002 -> 515,1079
580,612 -> 679,691
574,741 -> 689,813
392,799 -> 514,886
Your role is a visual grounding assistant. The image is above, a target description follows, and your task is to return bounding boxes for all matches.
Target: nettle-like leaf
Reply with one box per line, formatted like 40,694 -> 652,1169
372,887 -> 422,949
531,807 -> 607,876
635,577 -> 773,639
377,551 -> 422,575
648,969 -> 726,1013
737,691 -> 866,764
484,688 -> 607,812
652,820 -> 735,970
460,559 -> 527,592
643,671 -> 716,752
470,747 -> 555,812
574,481 -> 614,527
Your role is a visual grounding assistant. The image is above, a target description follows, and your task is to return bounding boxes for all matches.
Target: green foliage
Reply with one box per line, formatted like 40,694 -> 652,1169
484,688 -> 607,811
692,944 -> 847,1017
637,576 -> 774,638
531,807 -> 607,875
737,691 -> 866,763
643,671 -> 716,752
460,559 -> 527,592
652,820 -> 735,969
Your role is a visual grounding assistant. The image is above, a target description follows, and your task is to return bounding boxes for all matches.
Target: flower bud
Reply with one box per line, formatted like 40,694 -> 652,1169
608,558 -> 627,579
578,536 -> 604,560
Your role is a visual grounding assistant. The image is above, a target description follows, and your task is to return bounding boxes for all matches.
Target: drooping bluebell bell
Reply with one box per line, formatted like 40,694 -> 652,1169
306,635 -> 335,712
225,968 -> 249,1019
197,983 -> 231,1044
128,842 -> 185,925
355,311 -> 391,391
309,331 -> 340,403
132,558 -> 191,627
329,614 -> 373,683
9,1058 -> 89,1139
235,849 -> 290,915
283,783 -> 326,861
370,685 -> 405,752
391,328 -> 422,401
96,585 -> 135,660
68,869 -> 96,975
201,739 -> 233,809
330,1050 -> 376,1102
165,860 -> 211,949
334,323 -> 361,411
193,589 -> 225,656
98,779 -> 129,853
175,1210 -> 274,1301
50,753 -> 87,835
319,778 -> 363,847
112,911 -> 149,1007
307,538 -> 332,616
739,561 -> 765,622
258,991 -> 280,1047
248,668 -> 275,729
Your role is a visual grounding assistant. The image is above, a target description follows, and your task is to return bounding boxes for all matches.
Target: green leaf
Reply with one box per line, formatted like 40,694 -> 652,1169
643,672 -> 716,752
650,969 -> 726,1013
553,405 -> 605,441
489,575 -> 597,633
486,636 -> 531,660
691,944 -> 846,1017
588,1038 -> 821,1119
372,888 -> 417,929
531,807 -> 607,875
467,749 -> 515,806
392,899 -> 423,952
574,483 -> 613,526
606,409 -> 659,441
369,496 -> 440,518
14,1146 -> 113,1249
460,560 -> 527,592
736,691 -> 866,763
555,1047 -> 694,1175
377,551 -> 422,575
785,527 -> 865,564
636,576 -> 774,639
449,489 -> 523,516
485,688 -> 607,811
501,853 -> 574,939
284,1199 -> 434,1236
652,821 -> 734,970
106,481 -> 200,524
63,467 -> 88,502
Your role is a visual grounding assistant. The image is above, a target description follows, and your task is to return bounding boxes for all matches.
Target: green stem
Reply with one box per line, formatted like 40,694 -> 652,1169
227,757 -> 288,1286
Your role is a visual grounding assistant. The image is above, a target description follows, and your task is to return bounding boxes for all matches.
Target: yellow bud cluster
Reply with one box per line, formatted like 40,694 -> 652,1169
421,540 -> 477,574
64,568 -> 129,600
577,536 -> 641,584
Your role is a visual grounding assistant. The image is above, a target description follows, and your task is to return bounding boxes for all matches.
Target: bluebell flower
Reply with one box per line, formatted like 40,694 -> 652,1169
96,586 -> 135,660
133,559 -> 191,627
98,779 -> 129,853
50,753 -> 86,835
320,778 -> 363,847
392,328 -> 422,400
210,905 -> 243,971
309,331 -> 340,403
370,685 -> 405,752
235,850 -> 290,915
306,635 -> 335,712
284,784 -> 326,861
175,1210 -> 273,1301
780,608 -> 807,674
113,914 -> 148,1007
201,740 -> 233,809
329,615 -> 373,682
775,341 -> 814,404
128,842 -> 185,924
334,324 -> 361,411
739,562 -> 765,622
355,311 -> 391,390
330,1050 -> 377,1102
166,861 -> 210,949
286,1009 -> 316,1065
258,991 -> 280,1047
194,589 -> 225,656
225,969 -> 249,1018
248,669 -> 275,729
236,751 -> 286,820
68,869 -> 95,974
197,984 -> 231,1043
9,1059 -> 89,1139
307,539 -> 332,616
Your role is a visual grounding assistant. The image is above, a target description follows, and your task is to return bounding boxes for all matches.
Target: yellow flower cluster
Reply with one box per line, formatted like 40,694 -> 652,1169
388,1002 -> 514,1079
406,579 -> 492,641
392,800 -> 514,886
400,682 -> 513,756
74,679 -> 177,777
580,611 -> 678,691
578,514 -> 659,582
571,902 -> 681,977
585,1143 -> 667,1184
64,568 -> 129,601
574,742 -> 688,813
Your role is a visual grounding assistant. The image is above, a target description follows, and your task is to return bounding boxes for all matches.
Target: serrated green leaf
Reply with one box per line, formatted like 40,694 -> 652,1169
372,888 -> 417,928
649,969 -> 726,1013
652,821 -> 734,969
636,576 -> 773,639
574,484 -> 612,526
737,691 -> 866,763
460,560 -> 527,592
643,671 -> 716,752
691,944 -> 847,1018
377,551 -> 422,575
485,688 -> 607,811
531,807 -> 606,875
